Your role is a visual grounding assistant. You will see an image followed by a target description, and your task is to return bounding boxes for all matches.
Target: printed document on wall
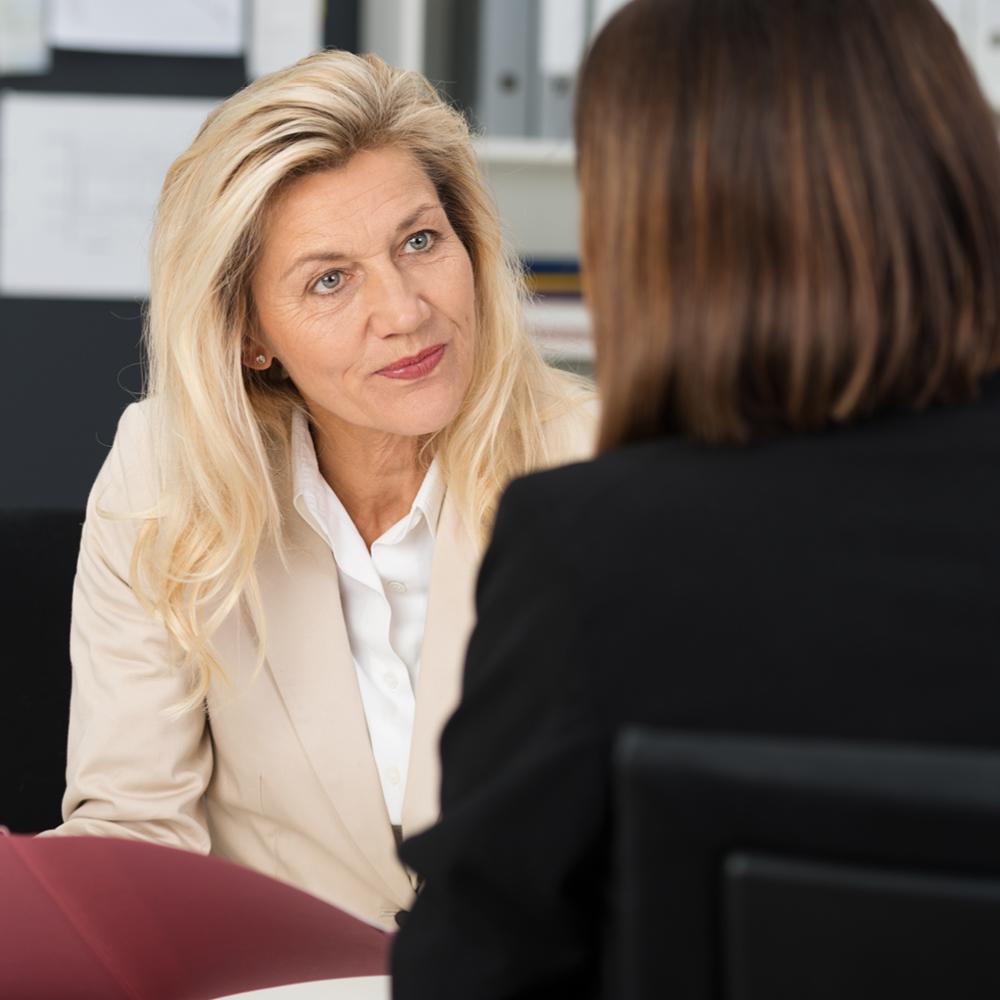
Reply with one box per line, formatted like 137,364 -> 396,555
0,91 -> 218,299
247,0 -> 323,78
0,0 -> 51,74
48,0 -> 243,56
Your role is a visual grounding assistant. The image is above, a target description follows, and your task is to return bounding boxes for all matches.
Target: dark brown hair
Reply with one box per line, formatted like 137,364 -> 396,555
577,0 -> 1000,450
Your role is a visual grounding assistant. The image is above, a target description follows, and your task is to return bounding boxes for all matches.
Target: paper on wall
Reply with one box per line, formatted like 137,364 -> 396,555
48,0 -> 244,57
0,0 -> 51,75
247,0 -> 324,79
0,91 -> 218,299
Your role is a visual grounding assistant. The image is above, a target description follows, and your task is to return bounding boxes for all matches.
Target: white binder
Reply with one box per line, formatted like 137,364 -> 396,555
536,0 -> 588,139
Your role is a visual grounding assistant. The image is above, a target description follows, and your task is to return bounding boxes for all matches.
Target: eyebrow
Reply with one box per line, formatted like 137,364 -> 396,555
280,202 -> 443,282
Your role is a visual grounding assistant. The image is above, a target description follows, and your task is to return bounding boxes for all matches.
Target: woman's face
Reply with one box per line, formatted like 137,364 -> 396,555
250,147 -> 477,440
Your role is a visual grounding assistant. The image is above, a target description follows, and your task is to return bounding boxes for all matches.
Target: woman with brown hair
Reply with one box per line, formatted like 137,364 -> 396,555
392,0 -> 1000,995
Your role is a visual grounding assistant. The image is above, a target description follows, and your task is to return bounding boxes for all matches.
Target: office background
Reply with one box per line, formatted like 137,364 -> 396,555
0,0 -> 602,512
0,0 -> 993,510
0,1 -> 357,509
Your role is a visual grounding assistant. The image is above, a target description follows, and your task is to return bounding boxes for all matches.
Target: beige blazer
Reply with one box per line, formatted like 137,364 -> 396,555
49,397 -> 595,930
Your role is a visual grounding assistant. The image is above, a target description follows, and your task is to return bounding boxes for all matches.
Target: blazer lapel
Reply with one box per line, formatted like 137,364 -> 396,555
401,495 -> 479,836
253,508 -> 413,902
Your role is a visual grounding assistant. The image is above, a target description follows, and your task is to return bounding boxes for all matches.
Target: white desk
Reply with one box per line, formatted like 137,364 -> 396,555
218,976 -> 390,999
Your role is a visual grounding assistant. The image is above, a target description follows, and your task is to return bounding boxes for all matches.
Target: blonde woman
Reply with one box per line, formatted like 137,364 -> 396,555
47,50 -> 594,931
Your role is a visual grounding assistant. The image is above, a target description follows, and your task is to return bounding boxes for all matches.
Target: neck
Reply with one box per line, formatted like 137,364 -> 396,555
310,415 -> 426,550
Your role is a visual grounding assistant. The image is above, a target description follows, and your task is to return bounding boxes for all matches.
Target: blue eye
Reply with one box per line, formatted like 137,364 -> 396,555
312,270 -> 343,294
406,230 -> 434,252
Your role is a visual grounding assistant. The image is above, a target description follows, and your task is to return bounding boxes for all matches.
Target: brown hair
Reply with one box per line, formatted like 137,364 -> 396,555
577,0 -> 1000,450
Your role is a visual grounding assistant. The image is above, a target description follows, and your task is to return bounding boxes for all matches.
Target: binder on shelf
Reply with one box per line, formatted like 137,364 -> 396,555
536,0 -> 588,140
475,0 -> 533,136
526,298 -> 593,364
524,256 -> 582,298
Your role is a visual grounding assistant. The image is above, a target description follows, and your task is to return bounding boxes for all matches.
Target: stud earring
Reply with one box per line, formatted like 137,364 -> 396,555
255,354 -> 267,366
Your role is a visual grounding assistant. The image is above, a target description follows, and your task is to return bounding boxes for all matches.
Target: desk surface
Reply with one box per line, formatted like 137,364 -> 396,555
218,976 -> 390,999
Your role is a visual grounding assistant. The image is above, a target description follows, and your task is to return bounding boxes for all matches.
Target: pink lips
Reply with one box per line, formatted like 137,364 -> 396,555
376,344 -> 446,380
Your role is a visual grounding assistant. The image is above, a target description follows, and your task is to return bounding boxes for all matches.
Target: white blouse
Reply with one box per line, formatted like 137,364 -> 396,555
290,412 -> 444,825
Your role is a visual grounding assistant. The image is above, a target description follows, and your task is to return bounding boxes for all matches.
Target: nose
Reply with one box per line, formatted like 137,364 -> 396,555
366,260 -> 431,338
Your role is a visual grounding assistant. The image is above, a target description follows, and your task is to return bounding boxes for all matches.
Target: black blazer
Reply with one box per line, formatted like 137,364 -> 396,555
392,376 -> 1000,1000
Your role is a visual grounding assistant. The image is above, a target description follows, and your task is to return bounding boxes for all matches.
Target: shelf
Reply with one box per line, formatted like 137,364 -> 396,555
473,137 -> 575,167
525,299 -> 593,362
474,145 -> 579,259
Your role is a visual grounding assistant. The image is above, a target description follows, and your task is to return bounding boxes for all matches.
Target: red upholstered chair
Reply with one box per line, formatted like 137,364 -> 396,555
0,833 -> 389,999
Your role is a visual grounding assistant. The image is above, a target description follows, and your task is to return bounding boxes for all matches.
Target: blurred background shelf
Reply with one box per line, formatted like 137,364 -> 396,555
526,299 -> 593,364
362,0 -> 615,268
472,137 -> 575,166
4,0 -> 993,509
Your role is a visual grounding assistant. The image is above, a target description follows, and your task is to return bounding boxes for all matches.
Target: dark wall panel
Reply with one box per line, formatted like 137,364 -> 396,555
2,300 -> 144,508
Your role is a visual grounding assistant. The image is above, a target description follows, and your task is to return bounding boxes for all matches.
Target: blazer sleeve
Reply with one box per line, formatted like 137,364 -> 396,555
41,403 -> 213,851
393,474 -> 612,1000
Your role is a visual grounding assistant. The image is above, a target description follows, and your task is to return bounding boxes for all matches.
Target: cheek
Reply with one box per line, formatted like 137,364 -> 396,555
289,341 -> 361,389
252,294 -> 301,356
453,284 -> 477,375
450,259 -> 477,342
262,303 -> 358,374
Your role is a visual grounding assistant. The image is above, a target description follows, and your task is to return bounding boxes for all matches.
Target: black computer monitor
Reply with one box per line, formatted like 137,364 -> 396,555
612,729 -> 1000,1000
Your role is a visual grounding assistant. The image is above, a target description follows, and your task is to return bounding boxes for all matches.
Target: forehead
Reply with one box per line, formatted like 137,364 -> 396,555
263,148 -> 442,254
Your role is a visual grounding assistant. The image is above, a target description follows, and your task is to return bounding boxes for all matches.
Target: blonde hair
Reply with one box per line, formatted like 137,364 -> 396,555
136,50 -> 590,708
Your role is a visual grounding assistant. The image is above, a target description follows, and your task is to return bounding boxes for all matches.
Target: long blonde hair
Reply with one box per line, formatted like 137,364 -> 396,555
135,50 -> 588,707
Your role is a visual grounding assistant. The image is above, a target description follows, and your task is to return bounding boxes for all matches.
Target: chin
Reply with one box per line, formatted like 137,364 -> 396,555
383,395 -> 465,438
388,413 -> 458,438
